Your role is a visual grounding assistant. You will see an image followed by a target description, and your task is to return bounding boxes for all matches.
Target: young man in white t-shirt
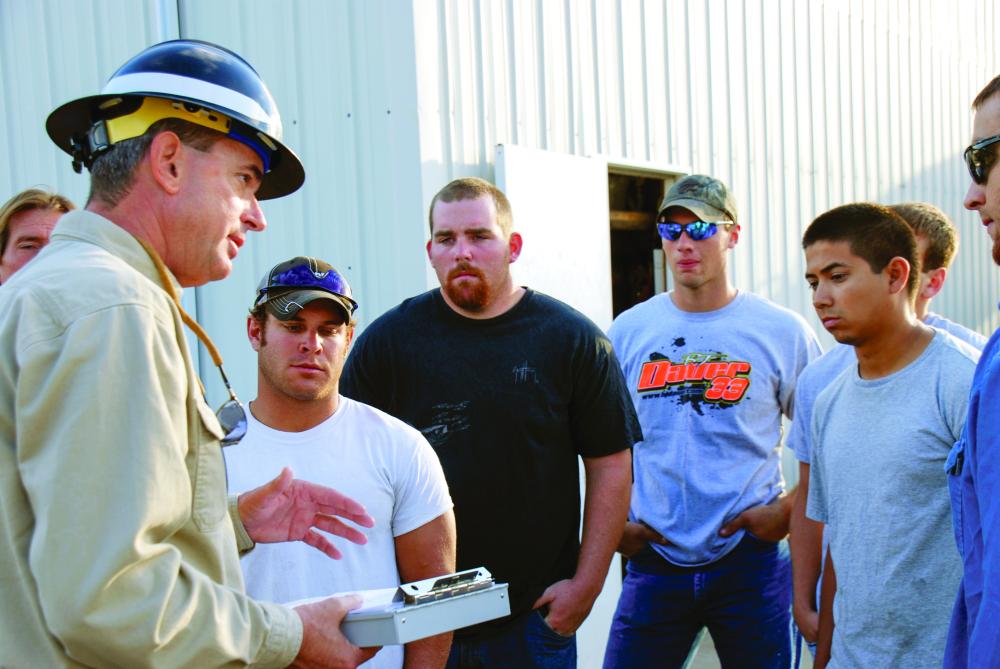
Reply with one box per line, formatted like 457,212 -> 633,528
225,256 -> 457,669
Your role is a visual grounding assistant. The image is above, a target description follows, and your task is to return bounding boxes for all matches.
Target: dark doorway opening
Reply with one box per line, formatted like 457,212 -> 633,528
609,172 -> 679,317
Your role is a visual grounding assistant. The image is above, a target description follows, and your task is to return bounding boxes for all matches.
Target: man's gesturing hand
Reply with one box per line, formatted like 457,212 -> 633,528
239,467 -> 375,559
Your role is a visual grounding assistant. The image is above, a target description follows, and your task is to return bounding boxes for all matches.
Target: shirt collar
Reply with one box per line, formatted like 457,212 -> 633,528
51,210 -> 184,297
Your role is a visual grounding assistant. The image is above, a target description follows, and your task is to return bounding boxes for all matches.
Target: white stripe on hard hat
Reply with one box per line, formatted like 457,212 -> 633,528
101,72 -> 275,130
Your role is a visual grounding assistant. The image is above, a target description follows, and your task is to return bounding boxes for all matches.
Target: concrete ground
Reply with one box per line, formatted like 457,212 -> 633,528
687,632 -> 814,669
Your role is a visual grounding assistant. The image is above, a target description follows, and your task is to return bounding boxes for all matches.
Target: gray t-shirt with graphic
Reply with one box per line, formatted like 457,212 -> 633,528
611,291 -> 820,565
807,330 -> 979,668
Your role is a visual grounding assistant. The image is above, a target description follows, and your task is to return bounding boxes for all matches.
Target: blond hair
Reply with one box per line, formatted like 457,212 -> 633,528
0,188 -> 75,254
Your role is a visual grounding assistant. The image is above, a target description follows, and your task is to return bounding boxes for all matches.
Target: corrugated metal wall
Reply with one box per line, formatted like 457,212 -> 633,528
0,1 -> 177,204
411,0 -> 1000,342
1,0 -> 432,401
174,0 -> 430,402
1,0 -> 998,666
3,0 -> 998,393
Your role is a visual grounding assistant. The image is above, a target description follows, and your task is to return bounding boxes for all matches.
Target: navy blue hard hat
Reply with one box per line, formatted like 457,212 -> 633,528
46,39 -> 304,200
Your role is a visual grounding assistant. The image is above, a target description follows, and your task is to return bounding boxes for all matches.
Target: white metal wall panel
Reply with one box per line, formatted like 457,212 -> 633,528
0,0 -> 431,405
4,1 -> 998,394
175,0 -> 429,403
0,1 -> 199,359
495,141 -> 619,669
0,0 -> 997,666
0,0 -> 178,206
411,0 -> 1000,346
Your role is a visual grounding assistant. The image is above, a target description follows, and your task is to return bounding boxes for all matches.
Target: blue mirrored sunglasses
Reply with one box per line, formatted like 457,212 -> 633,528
255,264 -> 357,313
657,220 -> 722,241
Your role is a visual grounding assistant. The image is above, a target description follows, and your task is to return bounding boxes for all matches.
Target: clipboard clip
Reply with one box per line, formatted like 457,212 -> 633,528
397,567 -> 495,605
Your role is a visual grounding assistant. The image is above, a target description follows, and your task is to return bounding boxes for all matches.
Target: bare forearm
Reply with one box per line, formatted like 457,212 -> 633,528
719,484 -> 796,541
790,528 -> 822,611
577,451 -> 633,592
403,634 -> 451,669
531,450 -> 632,636
774,484 -> 797,537
395,513 -> 457,669
815,547 -> 837,668
789,463 -> 823,640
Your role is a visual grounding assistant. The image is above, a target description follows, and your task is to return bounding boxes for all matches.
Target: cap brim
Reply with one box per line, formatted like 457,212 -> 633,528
265,289 -> 355,321
46,94 -> 304,200
658,197 -> 732,223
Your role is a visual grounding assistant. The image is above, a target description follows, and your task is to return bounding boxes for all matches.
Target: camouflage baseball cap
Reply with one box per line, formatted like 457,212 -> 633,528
658,174 -> 739,224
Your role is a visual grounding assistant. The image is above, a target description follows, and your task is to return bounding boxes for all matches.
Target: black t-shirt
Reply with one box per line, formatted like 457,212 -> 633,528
341,288 -> 641,630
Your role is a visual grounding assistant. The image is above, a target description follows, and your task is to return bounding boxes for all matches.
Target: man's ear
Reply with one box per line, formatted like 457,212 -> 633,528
247,315 -> 264,352
726,225 -> 741,249
508,232 -> 523,263
920,267 -> 947,301
886,256 -> 911,295
148,131 -> 185,195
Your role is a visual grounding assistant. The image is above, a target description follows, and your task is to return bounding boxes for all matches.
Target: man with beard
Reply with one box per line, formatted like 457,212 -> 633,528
341,177 -> 641,669
944,72 -> 1000,668
225,256 -> 456,669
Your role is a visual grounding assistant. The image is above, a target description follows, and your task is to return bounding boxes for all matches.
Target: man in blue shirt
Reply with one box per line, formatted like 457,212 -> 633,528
944,72 -> 1000,668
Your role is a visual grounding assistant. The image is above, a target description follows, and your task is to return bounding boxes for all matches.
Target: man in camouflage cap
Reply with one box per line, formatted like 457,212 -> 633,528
603,174 -> 820,668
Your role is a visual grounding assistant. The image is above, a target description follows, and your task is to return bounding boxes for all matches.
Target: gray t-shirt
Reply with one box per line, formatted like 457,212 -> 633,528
924,311 -> 988,349
807,330 -> 979,668
610,291 -> 820,565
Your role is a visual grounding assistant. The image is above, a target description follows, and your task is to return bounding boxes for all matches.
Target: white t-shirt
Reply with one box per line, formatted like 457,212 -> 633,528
225,396 -> 453,669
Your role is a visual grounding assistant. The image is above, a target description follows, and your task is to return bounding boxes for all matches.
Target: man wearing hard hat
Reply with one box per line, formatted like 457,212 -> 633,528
0,40 -> 378,668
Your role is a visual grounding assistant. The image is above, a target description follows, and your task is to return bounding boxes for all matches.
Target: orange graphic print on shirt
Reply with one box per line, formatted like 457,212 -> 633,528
637,351 -> 752,414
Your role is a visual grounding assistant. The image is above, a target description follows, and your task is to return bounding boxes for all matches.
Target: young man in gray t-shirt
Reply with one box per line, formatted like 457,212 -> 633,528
802,203 -> 978,669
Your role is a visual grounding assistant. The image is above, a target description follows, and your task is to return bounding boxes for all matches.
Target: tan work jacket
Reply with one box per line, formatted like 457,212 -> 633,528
0,211 -> 301,667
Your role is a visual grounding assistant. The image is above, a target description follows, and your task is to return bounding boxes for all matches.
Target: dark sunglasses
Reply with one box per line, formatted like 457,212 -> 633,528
657,220 -> 727,242
186,323 -> 247,447
964,133 -> 1000,185
213,367 -> 248,446
255,264 -> 357,314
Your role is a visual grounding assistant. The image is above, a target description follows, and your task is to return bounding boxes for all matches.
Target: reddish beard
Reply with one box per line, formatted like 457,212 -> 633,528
444,263 -> 491,311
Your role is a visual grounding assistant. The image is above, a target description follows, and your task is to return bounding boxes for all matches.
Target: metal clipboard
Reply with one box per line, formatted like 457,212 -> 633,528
341,567 -> 510,647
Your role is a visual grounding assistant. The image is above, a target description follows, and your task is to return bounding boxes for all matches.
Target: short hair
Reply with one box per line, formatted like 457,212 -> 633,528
972,74 -> 1000,110
802,202 -> 920,299
428,177 -> 513,237
0,188 -> 75,255
88,117 -> 224,208
889,202 -> 957,271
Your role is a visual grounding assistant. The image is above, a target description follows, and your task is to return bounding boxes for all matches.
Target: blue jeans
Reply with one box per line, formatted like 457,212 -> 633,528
604,534 -> 792,669
445,608 -> 577,669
